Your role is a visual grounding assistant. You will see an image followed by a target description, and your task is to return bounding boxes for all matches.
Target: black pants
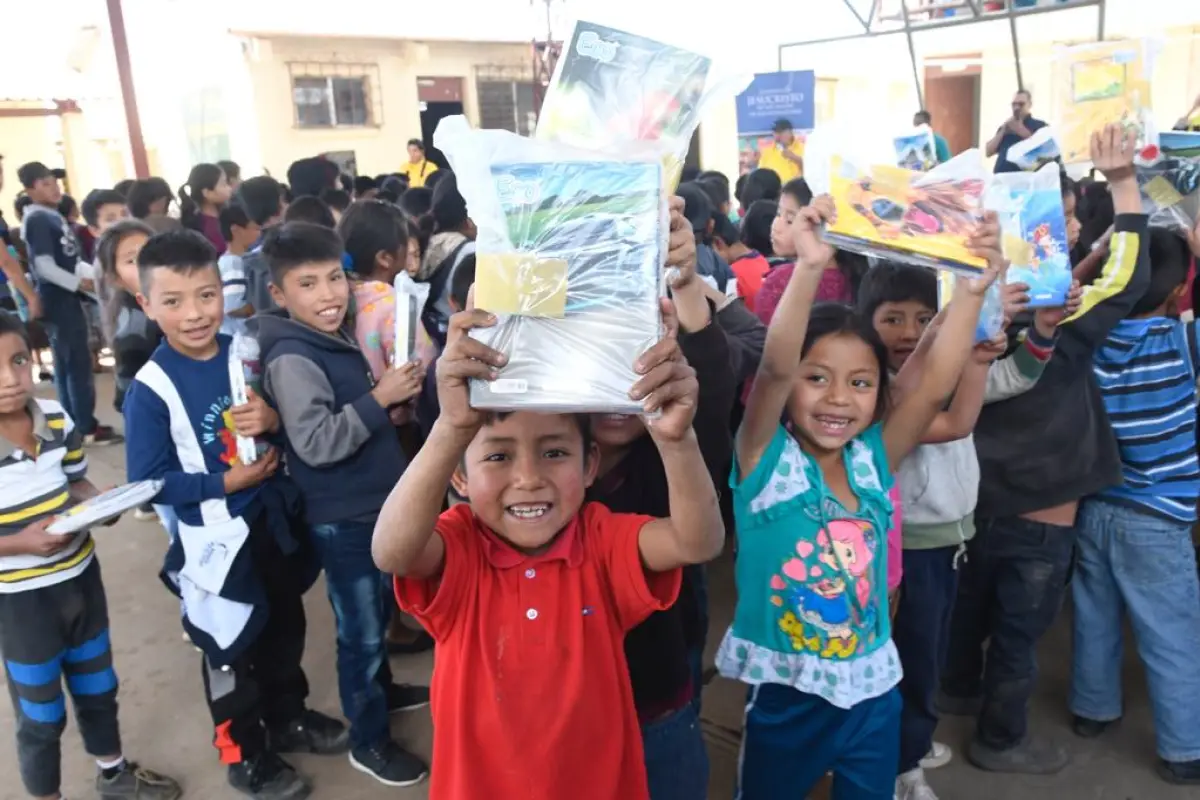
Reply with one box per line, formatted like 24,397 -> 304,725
202,521 -> 309,765
0,559 -> 122,797
942,515 -> 1076,749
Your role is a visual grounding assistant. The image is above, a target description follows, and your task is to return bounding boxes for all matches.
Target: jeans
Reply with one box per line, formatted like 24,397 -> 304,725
1070,499 -> 1200,762
310,519 -> 391,749
685,563 -> 709,708
942,515 -> 1075,750
40,292 -> 96,435
642,703 -> 709,800
154,504 -> 179,542
893,546 -> 960,773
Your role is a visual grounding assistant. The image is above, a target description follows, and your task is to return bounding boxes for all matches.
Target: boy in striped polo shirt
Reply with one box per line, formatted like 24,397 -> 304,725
0,314 -> 179,800
1073,226 -> 1200,786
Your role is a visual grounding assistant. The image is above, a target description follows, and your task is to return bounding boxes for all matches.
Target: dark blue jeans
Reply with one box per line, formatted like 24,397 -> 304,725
893,546 -> 960,773
40,292 -> 96,434
310,519 -> 391,749
642,703 -> 709,800
942,515 -> 1076,750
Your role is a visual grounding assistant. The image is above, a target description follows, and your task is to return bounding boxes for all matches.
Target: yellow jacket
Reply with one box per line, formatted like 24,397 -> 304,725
402,159 -> 438,189
757,140 -> 804,182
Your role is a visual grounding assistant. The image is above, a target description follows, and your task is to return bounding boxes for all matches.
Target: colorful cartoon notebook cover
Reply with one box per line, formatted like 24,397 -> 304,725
937,270 -> 1004,344
1052,39 -> 1158,164
47,480 -> 165,535
1137,157 -> 1200,233
469,159 -> 665,413
893,125 -> 938,171
825,152 -> 988,275
536,21 -> 711,190
985,163 -> 1072,308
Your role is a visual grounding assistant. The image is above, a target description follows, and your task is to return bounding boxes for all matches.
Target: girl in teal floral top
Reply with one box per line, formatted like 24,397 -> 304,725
721,196 -> 1003,799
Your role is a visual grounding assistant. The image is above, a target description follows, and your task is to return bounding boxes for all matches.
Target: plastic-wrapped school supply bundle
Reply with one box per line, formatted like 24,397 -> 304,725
1007,127 -> 1061,172
1137,157 -> 1200,233
1052,38 -> 1159,164
893,125 -> 938,171
228,333 -> 265,465
435,117 -> 666,414
47,480 -> 164,535
536,19 -> 747,191
392,273 -> 431,367
937,271 -> 1005,344
985,163 -> 1072,308
824,150 -> 989,275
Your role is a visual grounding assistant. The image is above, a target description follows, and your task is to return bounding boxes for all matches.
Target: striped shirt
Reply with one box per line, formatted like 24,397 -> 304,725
0,398 -> 91,592
1093,317 -> 1200,523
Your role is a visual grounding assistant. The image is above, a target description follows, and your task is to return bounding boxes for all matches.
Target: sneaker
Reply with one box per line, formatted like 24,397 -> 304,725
85,425 -> 124,446
228,752 -> 311,800
1072,714 -> 1117,738
386,682 -> 430,713
96,762 -> 182,800
267,709 -> 350,755
936,689 -> 982,717
349,740 -> 428,787
967,735 -> 1069,775
895,767 -> 939,800
1158,758 -> 1200,785
134,503 -> 159,523
387,630 -> 435,655
920,741 -> 952,769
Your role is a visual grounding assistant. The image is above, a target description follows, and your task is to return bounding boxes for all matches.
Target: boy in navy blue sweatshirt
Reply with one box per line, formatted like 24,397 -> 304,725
255,222 -> 429,788
123,229 -> 347,800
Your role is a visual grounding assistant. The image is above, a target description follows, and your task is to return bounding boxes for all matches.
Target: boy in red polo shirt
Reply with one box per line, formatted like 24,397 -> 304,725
372,295 -> 726,800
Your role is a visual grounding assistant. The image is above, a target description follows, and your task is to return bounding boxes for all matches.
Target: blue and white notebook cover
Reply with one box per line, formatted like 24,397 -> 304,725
986,164 -> 1072,308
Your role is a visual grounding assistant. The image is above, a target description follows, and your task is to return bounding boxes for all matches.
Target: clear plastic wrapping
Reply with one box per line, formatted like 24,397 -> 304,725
536,19 -> 749,191
893,125 -> 938,171
824,150 -> 989,275
47,480 -> 164,535
1137,157 -> 1200,233
985,163 -> 1072,308
1006,127 -> 1062,172
937,271 -> 1004,344
228,333 -> 265,465
435,117 -> 666,414
1160,131 -> 1200,159
1052,39 -> 1159,164
392,273 -> 431,367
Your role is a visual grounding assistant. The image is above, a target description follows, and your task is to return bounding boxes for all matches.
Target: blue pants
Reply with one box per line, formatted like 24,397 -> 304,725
942,515 -> 1075,749
41,293 -> 96,435
893,546 -> 959,773
643,703 -> 709,800
1071,499 -> 1200,762
738,683 -> 900,800
310,519 -> 392,749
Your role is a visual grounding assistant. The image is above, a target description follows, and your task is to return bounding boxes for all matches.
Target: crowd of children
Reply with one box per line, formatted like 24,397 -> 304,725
0,115 -> 1197,800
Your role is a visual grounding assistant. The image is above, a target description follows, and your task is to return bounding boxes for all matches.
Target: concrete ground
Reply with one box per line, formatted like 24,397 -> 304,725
0,374 -> 1192,799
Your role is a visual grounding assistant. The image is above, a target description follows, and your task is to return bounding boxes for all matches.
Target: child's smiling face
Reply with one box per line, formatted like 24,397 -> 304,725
871,300 -> 935,373
771,193 -> 802,259
456,412 -> 598,554
786,333 -> 881,456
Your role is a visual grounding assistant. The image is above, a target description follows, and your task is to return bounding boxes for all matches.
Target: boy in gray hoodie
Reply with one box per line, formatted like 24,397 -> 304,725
859,263 -> 1080,800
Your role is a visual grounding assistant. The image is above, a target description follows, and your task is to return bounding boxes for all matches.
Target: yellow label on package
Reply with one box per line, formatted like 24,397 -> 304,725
1143,176 -> 1184,209
474,253 -> 569,318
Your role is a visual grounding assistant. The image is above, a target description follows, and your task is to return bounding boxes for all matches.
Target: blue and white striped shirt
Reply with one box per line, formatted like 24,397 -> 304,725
1093,317 -> 1200,522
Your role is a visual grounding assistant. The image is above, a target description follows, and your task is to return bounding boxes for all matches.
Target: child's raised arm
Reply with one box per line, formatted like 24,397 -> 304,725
882,215 -> 1002,470
371,300 -> 505,579
737,200 -> 835,476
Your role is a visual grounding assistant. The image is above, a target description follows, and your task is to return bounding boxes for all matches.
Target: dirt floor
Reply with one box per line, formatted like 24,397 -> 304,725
0,375 -> 1194,799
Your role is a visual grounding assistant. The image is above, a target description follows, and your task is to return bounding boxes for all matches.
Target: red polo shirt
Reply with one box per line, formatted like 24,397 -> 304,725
395,502 -> 681,800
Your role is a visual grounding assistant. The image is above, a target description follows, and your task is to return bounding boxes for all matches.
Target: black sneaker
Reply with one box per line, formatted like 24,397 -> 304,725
267,709 -> 350,755
387,630 -> 435,655
227,752 -> 311,800
1071,714 -> 1118,739
967,735 -> 1069,775
1159,758 -> 1200,785
386,682 -> 430,713
85,424 -> 124,446
96,761 -> 182,800
349,740 -> 428,787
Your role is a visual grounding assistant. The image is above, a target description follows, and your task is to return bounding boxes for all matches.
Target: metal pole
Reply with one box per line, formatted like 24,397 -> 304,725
1008,3 -> 1024,91
899,0 -> 924,109
1096,0 -> 1106,40
105,0 -> 149,179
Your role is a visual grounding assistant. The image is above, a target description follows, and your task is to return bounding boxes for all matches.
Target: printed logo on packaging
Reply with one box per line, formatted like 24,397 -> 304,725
495,175 -> 542,207
576,30 -> 620,63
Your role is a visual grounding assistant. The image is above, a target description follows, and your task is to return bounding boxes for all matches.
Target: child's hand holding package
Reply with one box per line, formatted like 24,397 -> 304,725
793,196 -> 837,271
630,298 -> 698,442
2,517 -> 74,557
371,360 -> 426,409
961,211 -> 1004,293
436,290 -> 507,433
665,196 -> 697,286
223,446 -> 280,494
1033,279 -> 1084,337
230,387 -> 279,438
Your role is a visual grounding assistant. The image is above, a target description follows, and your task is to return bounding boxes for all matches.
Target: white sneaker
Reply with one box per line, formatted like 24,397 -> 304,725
920,741 -> 953,769
896,768 -> 939,800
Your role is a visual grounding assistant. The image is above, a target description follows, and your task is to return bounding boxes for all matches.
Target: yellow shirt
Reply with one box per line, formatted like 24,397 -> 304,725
402,159 -> 438,188
757,140 -> 804,183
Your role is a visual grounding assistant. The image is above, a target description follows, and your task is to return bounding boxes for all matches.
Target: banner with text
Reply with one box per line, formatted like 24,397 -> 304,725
735,70 -> 815,175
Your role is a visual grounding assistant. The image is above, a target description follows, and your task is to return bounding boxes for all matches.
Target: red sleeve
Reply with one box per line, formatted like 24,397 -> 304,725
586,503 -> 682,633
393,504 -> 480,642
754,264 -> 793,326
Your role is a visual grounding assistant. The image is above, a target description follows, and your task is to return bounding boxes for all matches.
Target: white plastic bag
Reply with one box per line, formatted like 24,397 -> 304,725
893,125 -> 938,171
228,333 -> 264,465
1137,157 -> 1200,233
392,273 -> 432,367
1007,127 -> 1061,172
985,163 -> 1073,308
435,117 -> 667,414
